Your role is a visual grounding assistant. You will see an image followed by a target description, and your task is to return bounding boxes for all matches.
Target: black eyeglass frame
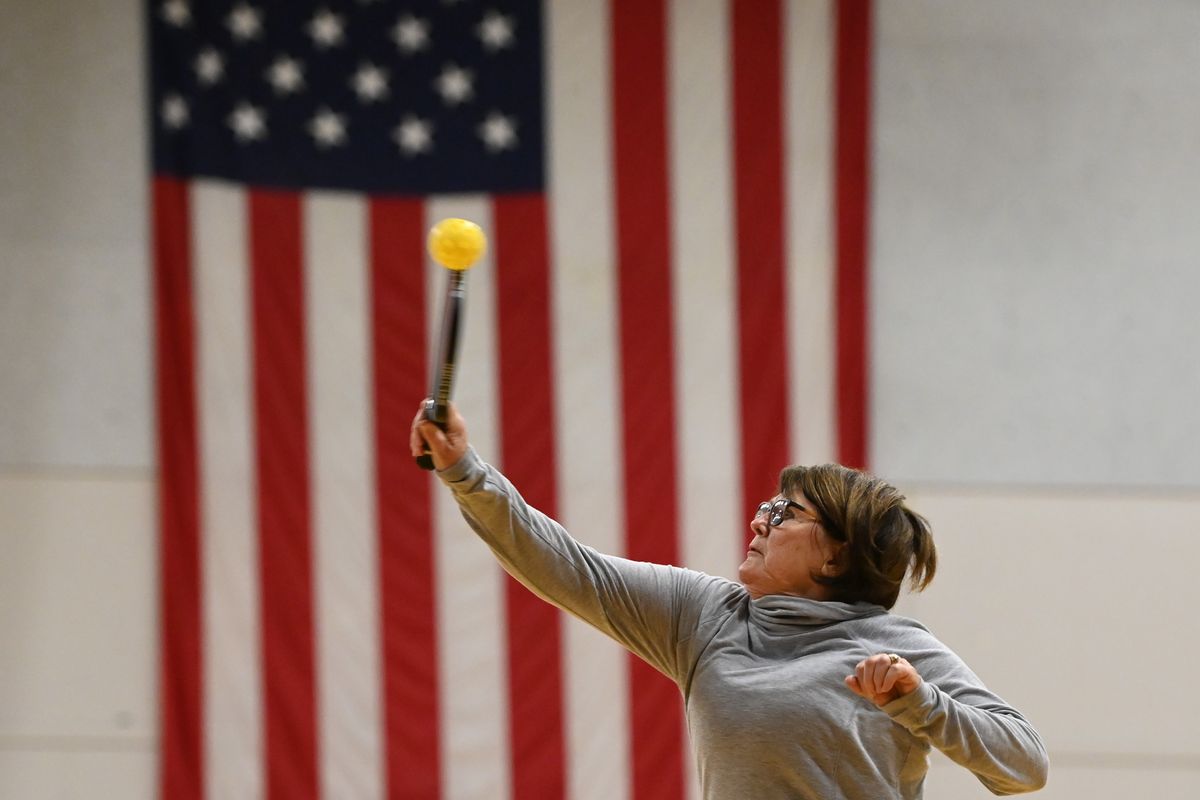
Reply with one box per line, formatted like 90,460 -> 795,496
755,499 -> 814,528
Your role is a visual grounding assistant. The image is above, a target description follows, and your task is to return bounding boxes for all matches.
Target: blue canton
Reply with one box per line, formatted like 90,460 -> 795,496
150,0 -> 544,194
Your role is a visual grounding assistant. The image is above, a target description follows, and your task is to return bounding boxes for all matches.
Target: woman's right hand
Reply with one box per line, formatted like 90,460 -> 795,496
410,401 -> 470,471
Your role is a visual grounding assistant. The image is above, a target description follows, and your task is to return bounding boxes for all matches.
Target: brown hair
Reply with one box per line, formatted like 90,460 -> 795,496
779,463 -> 936,609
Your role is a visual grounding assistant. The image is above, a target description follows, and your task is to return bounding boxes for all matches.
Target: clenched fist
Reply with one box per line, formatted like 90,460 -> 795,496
410,400 -> 470,471
844,653 -> 922,706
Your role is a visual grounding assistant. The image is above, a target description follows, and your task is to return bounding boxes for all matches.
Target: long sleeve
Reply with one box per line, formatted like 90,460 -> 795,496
882,643 -> 1049,795
437,448 -> 729,682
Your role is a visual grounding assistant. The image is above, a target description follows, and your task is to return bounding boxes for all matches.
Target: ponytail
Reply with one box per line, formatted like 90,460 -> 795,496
903,507 -> 937,593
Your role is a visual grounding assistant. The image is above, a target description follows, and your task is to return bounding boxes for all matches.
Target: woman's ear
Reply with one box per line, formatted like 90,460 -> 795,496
821,543 -> 847,577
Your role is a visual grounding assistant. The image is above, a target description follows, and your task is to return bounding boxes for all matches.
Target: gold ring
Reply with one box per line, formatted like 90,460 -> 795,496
888,653 -> 900,665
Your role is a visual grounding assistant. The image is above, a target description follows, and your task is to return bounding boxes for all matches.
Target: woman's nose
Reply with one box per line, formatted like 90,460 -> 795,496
750,516 -> 768,537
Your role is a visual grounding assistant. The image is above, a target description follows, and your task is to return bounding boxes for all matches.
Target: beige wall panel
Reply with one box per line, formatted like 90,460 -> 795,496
0,473 -> 156,737
0,747 -> 154,799
894,488 -> 1200,760
923,752 -> 1200,799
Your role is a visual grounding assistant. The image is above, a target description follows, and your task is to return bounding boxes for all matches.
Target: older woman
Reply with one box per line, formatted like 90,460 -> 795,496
411,403 -> 1048,799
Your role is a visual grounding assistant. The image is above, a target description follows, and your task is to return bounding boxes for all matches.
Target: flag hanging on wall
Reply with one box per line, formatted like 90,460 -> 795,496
150,0 -> 871,798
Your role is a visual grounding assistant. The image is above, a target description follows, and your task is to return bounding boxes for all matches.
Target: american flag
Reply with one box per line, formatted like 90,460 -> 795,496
151,0 -> 871,798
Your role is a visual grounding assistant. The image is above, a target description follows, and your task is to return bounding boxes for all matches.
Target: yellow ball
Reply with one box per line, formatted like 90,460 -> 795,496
428,218 -> 487,271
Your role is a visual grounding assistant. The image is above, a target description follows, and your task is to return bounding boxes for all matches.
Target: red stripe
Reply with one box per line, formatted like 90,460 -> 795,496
835,0 -> 872,469
370,198 -> 441,799
249,190 -> 319,800
611,1 -> 686,797
732,0 -> 791,533
493,194 -> 567,798
154,176 -> 203,800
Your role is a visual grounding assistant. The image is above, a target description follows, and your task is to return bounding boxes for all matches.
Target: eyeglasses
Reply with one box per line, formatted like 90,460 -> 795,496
755,499 -> 815,528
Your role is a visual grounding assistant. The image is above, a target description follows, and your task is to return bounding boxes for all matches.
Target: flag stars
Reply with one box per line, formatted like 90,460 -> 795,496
351,63 -> 389,103
393,115 -> 433,156
194,47 -> 225,85
478,111 -> 517,152
308,9 -> 346,49
477,11 -> 515,52
160,0 -> 191,28
226,3 -> 263,42
228,102 -> 267,142
392,14 -> 430,55
266,56 -> 304,95
161,93 -> 189,129
308,107 -> 348,148
434,63 -> 474,106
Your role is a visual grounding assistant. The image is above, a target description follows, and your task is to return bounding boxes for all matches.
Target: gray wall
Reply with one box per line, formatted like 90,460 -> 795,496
1,1 -> 155,796
1,0 -> 151,470
873,0 -> 1200,488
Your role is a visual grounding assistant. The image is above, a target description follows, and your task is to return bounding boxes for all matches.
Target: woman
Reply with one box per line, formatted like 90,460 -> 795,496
411,403 -> 1048,798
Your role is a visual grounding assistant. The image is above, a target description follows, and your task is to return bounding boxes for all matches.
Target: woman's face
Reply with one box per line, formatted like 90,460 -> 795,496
738,492 -> 842,600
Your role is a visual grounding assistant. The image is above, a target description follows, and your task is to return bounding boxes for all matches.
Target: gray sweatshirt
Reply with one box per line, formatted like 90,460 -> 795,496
439,448 -> 1048,798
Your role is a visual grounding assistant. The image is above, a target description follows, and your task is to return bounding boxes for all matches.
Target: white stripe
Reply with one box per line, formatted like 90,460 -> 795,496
194,180 -> 262,800
668,3 -> 739,797
427,196 -> 511,800
669,0 -> 741,581
785,0 -> 838,466
305,193 -> 384,800
545,0 -> 632,797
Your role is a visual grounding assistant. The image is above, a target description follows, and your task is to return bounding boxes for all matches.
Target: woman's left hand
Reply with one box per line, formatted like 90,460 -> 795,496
844,653 -> 923,707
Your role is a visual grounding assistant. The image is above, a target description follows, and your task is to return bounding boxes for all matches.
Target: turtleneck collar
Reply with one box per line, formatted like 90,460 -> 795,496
748,594 -> 887,634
